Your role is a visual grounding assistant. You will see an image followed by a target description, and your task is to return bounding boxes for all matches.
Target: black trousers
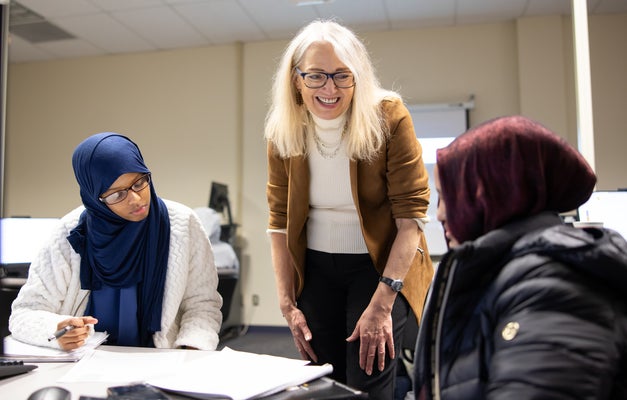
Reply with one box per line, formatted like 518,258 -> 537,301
299,249 -> 409,399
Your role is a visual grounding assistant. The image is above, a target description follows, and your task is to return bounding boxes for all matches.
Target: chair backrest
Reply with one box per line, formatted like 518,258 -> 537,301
0,285 -> 20,355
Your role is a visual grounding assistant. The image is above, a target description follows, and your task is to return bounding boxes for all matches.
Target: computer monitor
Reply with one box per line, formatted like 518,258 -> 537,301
1,217 -> 60,346
208,182 -> 235,243
209,181 -> 229,213
577,191 -> 627,239
0,217 -> 60,279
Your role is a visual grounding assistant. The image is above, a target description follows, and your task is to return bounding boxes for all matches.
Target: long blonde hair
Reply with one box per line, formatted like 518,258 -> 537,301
264,19 -> 401,161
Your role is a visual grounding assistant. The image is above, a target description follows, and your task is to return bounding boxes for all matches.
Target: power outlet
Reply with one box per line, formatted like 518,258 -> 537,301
252,294 -> 260,306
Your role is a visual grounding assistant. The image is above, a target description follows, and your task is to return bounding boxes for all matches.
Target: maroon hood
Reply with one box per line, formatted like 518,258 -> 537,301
436,115 -> 597,244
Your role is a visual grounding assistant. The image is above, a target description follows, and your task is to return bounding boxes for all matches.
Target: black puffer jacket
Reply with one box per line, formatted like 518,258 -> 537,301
414,212 -> 627,399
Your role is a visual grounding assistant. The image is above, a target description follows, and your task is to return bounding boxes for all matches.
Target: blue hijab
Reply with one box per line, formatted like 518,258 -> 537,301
67,133 -> 170,347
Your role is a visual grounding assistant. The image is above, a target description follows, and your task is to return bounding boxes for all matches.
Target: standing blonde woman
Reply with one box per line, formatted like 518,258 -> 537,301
264,20 -> 433,398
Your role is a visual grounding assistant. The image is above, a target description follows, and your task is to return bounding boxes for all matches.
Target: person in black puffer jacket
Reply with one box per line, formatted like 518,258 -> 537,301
413,115 -> 627,400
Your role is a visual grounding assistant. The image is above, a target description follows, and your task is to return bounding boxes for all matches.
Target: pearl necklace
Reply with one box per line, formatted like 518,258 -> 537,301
313,123 -> 347,159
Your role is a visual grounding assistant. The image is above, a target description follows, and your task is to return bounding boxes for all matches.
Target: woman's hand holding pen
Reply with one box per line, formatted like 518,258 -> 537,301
54,316 -> 98,351
283,306 -> 317,363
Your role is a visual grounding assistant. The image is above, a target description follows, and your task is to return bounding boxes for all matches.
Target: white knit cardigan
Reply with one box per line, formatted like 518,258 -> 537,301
9,199 -> 223,350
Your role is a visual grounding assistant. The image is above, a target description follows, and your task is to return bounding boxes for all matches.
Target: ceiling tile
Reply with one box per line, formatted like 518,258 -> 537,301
15,0 -> 100,18
111,5 -> 209,49
315,0 -> 389,32
175,1 -> 267,44
89,0 -> 171,12
385,0 -> 456,29
456,0 -> 526,25
526,0 -> 573,16
51,13 -> 157,54
239,0 -> 320,41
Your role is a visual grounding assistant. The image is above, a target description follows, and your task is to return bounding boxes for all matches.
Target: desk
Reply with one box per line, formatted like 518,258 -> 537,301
0,346 -> 200,400
0,346 -> 365,400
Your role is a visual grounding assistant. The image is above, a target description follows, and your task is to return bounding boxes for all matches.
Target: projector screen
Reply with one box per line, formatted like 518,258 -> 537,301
408,103 -> 471,257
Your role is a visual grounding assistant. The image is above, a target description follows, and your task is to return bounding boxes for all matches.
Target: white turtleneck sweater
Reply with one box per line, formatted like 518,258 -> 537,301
307,114 -> 368,254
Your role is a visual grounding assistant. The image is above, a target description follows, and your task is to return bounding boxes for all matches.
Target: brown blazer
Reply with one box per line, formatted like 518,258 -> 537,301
267,98 -> 434,322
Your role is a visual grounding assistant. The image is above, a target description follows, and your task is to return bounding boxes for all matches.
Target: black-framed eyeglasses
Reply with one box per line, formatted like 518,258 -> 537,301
99,173 -> 151,205
295,67 -> 355,89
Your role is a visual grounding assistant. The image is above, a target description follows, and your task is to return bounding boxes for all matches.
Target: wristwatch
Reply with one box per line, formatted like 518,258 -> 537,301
379,276 -> 404,292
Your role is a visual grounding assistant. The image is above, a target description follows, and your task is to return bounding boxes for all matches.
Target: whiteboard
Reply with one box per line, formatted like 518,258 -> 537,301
408,103 -> 471,256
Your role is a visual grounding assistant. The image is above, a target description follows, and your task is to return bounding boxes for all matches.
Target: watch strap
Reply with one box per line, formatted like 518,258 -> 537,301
379,276 -> 403,292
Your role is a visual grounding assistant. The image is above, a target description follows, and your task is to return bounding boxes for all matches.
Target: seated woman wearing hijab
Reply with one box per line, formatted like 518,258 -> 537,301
413,116 -> 627,399
9,132 -> 223,351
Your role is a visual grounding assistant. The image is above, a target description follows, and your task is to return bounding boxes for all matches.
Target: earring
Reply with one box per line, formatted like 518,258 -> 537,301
295,90 -> 303,105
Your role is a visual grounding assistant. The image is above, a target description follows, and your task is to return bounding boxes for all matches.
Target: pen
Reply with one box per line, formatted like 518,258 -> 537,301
47,325 -> 76,341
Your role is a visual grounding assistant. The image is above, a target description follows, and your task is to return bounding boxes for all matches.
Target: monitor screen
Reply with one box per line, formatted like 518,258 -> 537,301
577,191 -> 627,239
209,182 -> 229,213
0,218 -> 60,265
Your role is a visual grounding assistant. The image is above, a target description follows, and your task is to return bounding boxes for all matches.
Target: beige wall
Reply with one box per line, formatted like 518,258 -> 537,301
587,14 -> 627,189
5,15 -> 627,326
6,44 -> 242,217
517,16 -> 571,143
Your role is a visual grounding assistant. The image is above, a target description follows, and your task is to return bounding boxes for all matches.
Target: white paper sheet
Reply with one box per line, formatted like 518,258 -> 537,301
58,348 -> 186,382
147,347 -> 333,400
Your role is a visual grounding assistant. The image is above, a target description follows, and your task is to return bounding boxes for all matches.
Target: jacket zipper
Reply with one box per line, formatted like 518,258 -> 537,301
431,255 -> 458,400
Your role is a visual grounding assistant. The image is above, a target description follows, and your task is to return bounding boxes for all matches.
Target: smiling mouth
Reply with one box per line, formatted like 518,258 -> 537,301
317,96 -> 339,104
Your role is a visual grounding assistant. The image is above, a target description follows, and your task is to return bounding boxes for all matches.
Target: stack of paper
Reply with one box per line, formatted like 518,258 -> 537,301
147,347 -> 333,400
3,331 -> 109,362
